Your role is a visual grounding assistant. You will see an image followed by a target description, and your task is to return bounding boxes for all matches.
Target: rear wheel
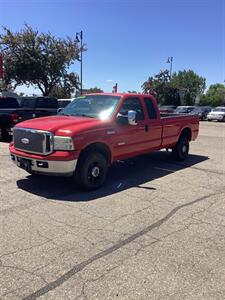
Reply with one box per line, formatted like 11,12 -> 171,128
172,136 -> 189,161
75,152 -> 108,190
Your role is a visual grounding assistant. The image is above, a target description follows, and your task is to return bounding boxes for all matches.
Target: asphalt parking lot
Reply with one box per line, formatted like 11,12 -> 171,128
0,121 -> 225,300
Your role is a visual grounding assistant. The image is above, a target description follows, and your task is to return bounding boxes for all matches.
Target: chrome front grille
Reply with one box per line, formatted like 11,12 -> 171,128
13,128 -> 54,155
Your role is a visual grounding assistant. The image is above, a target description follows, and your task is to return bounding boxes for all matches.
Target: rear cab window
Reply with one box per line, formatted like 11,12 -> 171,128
20,98 -> 36,108
19,97 -> 59,109
36,98 -> 58,109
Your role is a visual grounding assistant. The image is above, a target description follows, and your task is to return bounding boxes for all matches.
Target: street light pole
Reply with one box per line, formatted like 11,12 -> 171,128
0,53 -> 3,82
76,30 -> 83,95
167,56 -> 173,80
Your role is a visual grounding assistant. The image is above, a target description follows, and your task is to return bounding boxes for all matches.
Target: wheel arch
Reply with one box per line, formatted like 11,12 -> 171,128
78,142 -> 112,165
179,127 -> 192,141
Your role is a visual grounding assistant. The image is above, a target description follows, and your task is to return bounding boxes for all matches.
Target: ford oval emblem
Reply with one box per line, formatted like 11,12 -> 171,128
21,138 -> 30,145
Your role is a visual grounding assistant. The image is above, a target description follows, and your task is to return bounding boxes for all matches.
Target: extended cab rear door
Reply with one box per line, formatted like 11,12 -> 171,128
142,96 -> 163,150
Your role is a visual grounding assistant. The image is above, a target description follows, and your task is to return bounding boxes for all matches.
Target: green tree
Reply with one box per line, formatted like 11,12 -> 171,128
171,70 -> 206,105
49,72 -> 79,98
142,70 -> 181,106
85,87 -> 103,94
127,90 -> 137,93
199,84 -> 225,107
0,25 -> 83,96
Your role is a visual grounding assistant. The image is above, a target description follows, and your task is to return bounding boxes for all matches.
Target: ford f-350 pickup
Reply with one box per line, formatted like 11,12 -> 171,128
9,93 -> 199,190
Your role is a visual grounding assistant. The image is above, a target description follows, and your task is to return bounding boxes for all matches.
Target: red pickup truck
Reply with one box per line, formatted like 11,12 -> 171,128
10,93 -> 199,190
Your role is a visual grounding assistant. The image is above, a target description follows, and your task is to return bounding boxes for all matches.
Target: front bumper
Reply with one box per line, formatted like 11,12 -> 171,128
10,144 -> 79,176
11,153 -> 77,176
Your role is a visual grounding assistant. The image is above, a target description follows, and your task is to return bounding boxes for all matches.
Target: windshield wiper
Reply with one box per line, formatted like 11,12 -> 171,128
74,114 -> 96,118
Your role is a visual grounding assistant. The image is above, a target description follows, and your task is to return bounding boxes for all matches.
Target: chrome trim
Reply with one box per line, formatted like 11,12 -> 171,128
21,138 -> 29,144
12,154 -> 77,175
107,130 -> 116,135
13,127 -> 54,155
118,142 -> 125,146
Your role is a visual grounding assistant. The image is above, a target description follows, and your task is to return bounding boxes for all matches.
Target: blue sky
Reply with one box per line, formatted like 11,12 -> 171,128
0,0 -> 224,95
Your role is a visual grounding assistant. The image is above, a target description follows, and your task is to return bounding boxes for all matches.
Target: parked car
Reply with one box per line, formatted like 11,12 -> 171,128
159,105 -> 177,113
207,107 -> 225,122
18,96 -> 59,120
0,97 -> 23,140
174,106 -> 196,114
190,106 -> 212,121
10,93 -> 199,190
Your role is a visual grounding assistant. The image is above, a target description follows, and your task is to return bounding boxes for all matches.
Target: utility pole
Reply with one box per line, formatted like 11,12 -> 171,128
0,54 -> 3,90
167,56 -> 173,80
0,54 -> 3,80
112,83 -> 118,93
76,31 -> 83,95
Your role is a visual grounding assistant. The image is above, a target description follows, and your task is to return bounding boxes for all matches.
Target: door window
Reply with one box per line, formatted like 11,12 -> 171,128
119,97 -> 144,121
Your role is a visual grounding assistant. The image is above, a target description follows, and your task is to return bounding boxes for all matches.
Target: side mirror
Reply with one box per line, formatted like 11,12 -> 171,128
117,113 -> 128,125
57,107 -> 64,114
128,110 -> 137,125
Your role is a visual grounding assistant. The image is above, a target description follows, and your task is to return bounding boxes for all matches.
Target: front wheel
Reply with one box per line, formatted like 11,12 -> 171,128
75,152 -> 108,190
172,136 -> 189,161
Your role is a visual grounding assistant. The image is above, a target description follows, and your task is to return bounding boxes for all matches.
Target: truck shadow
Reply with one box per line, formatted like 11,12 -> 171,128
16,151 -> 209,202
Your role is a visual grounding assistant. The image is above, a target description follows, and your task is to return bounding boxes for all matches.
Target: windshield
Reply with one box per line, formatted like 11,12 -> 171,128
212,108 -> 225,112
62,95 -> 121,119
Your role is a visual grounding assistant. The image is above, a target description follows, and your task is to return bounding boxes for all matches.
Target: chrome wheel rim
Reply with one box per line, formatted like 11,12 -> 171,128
91,166 -> 100,178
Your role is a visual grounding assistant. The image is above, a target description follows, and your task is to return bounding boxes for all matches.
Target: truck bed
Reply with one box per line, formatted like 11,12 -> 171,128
160,112 -> 197,118
159,113 -> 199,148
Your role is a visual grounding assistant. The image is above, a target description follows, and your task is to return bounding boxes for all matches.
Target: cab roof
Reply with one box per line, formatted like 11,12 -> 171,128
81,92 -> 153,97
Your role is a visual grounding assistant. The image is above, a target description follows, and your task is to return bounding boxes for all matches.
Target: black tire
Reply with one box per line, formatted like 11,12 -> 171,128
208,119 -> 211,122
222,117 -> 225,122
75,152 -> 108,190
172,136 -> 189,161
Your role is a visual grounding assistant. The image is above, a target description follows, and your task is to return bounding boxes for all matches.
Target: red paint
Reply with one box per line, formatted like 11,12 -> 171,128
10,93 -> 199,164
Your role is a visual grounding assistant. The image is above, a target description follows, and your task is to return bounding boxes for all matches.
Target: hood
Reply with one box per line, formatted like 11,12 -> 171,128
15,115 -> 106,136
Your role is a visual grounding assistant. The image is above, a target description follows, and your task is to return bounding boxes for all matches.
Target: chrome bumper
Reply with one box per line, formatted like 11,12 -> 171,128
11,154 -> 77,176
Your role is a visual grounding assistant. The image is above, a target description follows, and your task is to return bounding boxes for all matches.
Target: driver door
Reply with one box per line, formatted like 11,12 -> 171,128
113,97 -> 148,160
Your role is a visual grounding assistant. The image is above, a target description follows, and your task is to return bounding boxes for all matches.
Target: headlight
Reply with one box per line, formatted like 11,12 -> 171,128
53,136 -> 74,151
